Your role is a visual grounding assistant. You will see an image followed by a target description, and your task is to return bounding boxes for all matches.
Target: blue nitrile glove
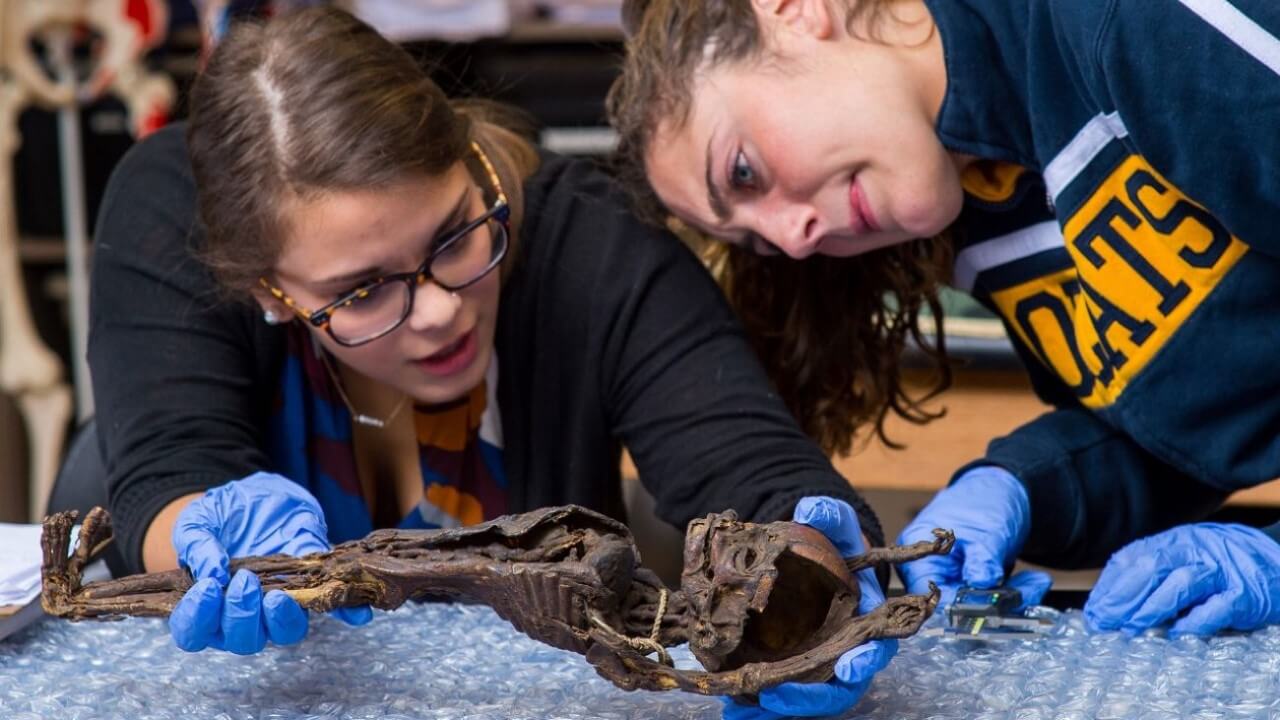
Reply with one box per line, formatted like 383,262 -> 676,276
1084,523 -> 1280,637
168,472 -> 372,654
721,496 -> 895,720
897,466 -> 1051,612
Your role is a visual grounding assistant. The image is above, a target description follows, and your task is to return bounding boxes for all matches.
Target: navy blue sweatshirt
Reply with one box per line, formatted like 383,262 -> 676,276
926,0 -> 1280,566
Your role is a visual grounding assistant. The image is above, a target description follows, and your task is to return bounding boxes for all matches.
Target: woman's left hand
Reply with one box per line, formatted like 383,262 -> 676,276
1085,523 -> 1280,637
721,496 -> 895,719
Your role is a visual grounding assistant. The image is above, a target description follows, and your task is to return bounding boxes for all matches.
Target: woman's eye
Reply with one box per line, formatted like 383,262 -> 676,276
337,283 -> 377,305
432,221 -> 472,256
729,150 -> 758,190
437,231 -> 470,257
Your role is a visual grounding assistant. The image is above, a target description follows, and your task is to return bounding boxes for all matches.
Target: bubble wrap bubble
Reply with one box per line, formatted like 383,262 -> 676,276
2,602 -> 1279,719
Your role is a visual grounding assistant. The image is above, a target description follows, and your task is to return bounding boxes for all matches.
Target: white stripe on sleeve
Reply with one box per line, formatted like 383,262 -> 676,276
953,221 -> 1065,292
1178,0 -> 1280,77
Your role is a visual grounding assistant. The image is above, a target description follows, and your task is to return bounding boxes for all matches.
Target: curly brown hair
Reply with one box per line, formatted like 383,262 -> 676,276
608,0 -> 953,456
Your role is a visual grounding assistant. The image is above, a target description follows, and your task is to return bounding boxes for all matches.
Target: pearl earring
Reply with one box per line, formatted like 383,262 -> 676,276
263,310 -> 282,325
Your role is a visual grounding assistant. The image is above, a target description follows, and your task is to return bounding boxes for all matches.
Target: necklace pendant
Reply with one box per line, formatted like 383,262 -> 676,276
353,414 -> 386,429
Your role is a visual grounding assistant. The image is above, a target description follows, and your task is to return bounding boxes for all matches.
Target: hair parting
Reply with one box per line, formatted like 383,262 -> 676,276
187,7 -> 539,299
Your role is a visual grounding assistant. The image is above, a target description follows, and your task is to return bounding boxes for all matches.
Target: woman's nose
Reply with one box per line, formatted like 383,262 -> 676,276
404,279 -> 461,333
759,205 -> 823,259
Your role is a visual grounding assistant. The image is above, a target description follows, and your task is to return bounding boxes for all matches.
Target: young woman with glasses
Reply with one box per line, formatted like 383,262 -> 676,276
87,7 -> 892,686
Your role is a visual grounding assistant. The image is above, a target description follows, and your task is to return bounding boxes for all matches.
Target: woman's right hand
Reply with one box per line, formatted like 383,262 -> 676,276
168,472 -> 372,654
896,466 -> 1051,611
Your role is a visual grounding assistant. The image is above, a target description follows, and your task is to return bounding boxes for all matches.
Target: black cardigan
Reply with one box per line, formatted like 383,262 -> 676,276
89,125 -> 883,574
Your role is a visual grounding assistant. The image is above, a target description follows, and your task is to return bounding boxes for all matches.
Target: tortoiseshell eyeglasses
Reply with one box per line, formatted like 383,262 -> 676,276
259,142 -> 510,347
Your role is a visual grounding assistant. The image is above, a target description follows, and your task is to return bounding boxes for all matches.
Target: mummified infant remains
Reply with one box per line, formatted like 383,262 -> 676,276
42,505 -> 951,700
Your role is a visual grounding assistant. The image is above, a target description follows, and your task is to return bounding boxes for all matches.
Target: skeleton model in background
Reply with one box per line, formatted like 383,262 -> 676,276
0,0 -> 174,520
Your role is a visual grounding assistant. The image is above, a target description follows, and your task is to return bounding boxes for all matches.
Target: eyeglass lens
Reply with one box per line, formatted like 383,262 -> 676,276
327,217 -> 507,346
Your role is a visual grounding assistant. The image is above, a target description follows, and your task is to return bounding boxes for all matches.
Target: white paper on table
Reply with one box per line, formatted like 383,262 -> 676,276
0,523 -> 106,608
0,523 -> 48,607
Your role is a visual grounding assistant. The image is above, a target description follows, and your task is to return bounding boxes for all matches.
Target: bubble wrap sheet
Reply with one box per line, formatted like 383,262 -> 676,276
2,601 -> 1280,720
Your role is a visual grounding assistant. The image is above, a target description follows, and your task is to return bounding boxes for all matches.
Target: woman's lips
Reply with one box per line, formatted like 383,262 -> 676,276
849,177 -> 882,234
415,329 -> 477,377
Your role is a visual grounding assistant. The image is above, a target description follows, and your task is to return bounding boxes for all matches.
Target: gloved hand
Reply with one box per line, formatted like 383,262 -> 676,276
168,472 -> 373,654
722,496 -> 895,720
1085,523 -> 1280,637
897,466 -> 1051,611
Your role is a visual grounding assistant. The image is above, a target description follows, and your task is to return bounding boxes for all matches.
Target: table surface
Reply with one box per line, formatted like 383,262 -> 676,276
3,599 -> 1279,720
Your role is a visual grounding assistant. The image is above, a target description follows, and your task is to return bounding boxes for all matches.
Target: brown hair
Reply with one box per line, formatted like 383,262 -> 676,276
188,6 -> 540,297
608,0 -> 952,455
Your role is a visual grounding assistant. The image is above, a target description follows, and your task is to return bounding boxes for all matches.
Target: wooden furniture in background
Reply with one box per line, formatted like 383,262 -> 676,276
0,394 -> 29,522
836,367 -> 1280,507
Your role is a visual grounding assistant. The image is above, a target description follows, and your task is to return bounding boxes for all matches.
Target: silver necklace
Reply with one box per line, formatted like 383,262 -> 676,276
319,352 -> 410,429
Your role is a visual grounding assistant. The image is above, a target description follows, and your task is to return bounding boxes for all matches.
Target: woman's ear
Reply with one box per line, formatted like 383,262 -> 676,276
751,0 -> 836,40
250,286 -> 293,326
